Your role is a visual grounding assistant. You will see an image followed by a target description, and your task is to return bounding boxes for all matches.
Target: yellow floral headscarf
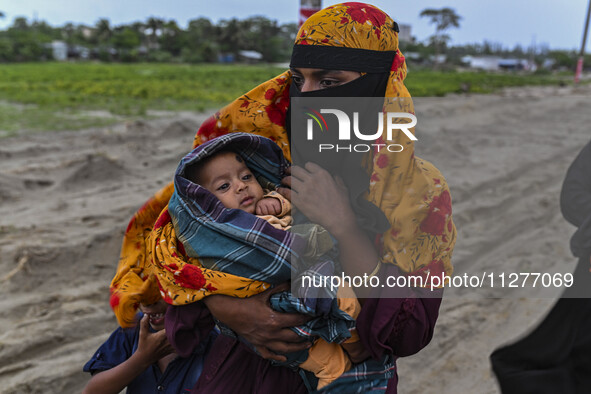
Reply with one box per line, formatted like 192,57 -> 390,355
110,2 -> 456,327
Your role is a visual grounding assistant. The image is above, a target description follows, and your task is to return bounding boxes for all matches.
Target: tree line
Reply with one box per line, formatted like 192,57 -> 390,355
0,11 -> 587,70
412,7 -> 589,71
0,14 -> 298,63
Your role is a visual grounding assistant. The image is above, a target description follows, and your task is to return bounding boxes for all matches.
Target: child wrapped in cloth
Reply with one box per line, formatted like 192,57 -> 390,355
159,132 -> 381,390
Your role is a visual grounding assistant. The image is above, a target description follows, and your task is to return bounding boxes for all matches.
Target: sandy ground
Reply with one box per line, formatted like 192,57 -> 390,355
1,85 -> 590,393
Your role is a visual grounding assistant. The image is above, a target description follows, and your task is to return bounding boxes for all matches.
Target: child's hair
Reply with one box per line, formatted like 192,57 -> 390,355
184,149 -> 243,185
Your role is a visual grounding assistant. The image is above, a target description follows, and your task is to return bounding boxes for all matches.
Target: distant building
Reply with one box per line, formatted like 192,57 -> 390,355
405,52 -> 421,61
66,45 -> 90,60
542,58 -> 556,69
51,41 -> 68,61
238,50 -> 263,63
430,54 -> 447,64
462,56 -> 502,71
498,58 -> 536,71
80,26 -> 94,39
218,53 -> 235,63
398,24 -> 412,43
462,55 -> 537,71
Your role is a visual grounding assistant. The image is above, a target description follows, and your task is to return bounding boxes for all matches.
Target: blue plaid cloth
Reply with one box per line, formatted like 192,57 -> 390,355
270,265 -> 355,345
316,355 -> 396,394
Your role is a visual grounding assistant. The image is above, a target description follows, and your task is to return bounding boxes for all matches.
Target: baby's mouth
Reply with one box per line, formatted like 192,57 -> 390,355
241,196 -> 254,206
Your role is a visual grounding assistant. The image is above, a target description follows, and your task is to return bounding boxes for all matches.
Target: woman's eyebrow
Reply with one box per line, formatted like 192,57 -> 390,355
290,69 -> 344,77
312,70 -> 343,77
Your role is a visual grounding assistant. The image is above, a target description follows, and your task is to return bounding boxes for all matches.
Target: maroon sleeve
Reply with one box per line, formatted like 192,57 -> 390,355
165,302 -> 308,393
356,263 -> 443,359
165,302 -> 216,358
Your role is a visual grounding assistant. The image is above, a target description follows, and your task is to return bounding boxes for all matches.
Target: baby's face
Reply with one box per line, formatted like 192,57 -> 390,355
198,152 -> 264,214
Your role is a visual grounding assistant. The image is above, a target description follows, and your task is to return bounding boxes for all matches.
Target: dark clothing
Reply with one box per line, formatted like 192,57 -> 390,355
84,314 -> 216,394
490,140 -> 591,393
561,140 -> 591,259
166,263 -> 443,394
490,257 -> 591,394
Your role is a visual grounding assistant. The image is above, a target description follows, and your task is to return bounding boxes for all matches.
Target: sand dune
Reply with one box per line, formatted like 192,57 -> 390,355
1,85 -> 590,393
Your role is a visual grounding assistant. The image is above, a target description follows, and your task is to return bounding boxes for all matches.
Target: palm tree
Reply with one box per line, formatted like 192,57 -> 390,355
94,18 -> 112,45
12,17 -> 29,31
130,21 -> 148,49
159,20 -> 184,56
63,22 -> 76,44
146,17 -> 164,50
420,7 -> 461,66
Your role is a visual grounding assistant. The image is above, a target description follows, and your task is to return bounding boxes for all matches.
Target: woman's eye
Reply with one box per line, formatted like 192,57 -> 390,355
320,79 -> 339,88
292,75 -> 303,86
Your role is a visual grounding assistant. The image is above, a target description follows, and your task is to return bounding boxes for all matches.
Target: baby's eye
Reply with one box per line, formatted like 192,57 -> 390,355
217,183 -> 230,191
242,174 -> 253,181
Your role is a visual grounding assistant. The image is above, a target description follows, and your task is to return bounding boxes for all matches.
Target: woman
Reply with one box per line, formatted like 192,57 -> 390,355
109,3 -> 456,392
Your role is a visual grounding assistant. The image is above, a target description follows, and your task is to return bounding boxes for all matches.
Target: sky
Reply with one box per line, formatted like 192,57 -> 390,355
0,0 -> 589,51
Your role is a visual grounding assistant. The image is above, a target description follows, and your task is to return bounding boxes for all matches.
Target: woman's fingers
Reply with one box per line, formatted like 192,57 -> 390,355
303,162 -> 325,174
255,346 -> 288,362
265,339 -> 312,355
277,186 -> 292,201
255,337 -> 312,361
281,164 -> 324,196
272,311 -> 312,329
280,174 -> 292,189
289,165 -> 313,181
334,175 -> 349,193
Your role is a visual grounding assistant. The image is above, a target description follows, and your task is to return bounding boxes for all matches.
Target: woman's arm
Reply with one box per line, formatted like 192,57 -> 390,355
356,264 -> 443,359
83,315 -> 174,394
279,163 -> 443,357
202,283 -> 312,362
166,292 -> 312,363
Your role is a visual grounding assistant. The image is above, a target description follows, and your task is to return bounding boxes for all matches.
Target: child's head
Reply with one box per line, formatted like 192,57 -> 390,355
139,299 -> 168,331
186,151 -> 264,214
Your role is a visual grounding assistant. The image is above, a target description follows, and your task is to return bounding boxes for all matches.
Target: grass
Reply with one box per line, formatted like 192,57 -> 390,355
0,62 -> 575,135
405,68 -> 572,96
0,102 -> 121,137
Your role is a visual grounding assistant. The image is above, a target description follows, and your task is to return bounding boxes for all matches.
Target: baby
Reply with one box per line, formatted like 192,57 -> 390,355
180,147 -> 364,389
186,150 -> 292,231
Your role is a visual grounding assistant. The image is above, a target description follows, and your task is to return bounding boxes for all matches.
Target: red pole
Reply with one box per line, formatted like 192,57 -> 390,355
575,0 -> 591,83
299,0 -> 322,28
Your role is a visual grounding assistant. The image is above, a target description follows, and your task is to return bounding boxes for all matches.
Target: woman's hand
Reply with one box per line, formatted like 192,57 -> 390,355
202,283 -> 312,362
280,163 -> 380,294
278,163 -> 356,237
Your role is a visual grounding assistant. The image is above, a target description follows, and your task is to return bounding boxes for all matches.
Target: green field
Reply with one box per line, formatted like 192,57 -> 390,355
0,62 -> 573,136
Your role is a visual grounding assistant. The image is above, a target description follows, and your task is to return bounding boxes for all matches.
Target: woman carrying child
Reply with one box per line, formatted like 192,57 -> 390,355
108,2 -> 456,392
